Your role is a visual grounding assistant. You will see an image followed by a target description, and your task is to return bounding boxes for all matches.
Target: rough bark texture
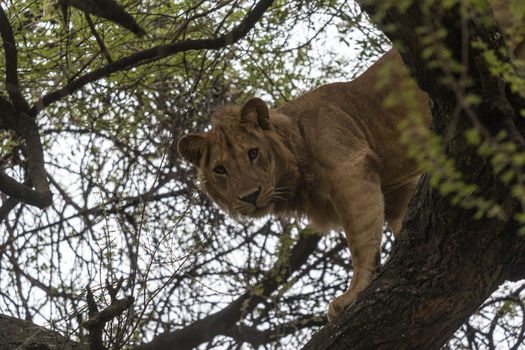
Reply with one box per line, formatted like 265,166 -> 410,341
0,314 -> 85,349
303,1 -> 525,349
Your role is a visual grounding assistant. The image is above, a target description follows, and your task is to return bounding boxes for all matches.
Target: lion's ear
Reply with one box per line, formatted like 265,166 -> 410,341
240,97 -> 270,129
177,133 -> 207,166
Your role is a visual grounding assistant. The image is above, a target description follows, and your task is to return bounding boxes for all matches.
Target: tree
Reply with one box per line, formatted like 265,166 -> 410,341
304,1 -> 525,348
0,1 -> 524,349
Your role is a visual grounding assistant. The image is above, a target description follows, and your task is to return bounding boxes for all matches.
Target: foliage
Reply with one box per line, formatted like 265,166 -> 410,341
0,0 -> 523,349
375,0 -> 525,227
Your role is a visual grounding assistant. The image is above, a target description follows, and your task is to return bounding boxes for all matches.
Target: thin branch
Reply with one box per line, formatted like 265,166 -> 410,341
7,253 -> 76,299
85,13 -> 113,64
133,231 -> 321,350
22,188 -> 185,235
30,0 -> 275,115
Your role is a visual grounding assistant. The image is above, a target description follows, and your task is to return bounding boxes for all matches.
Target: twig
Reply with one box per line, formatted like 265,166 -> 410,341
83,282 -> 135,350
85,13 -> 113,64
31,0 -> 275,115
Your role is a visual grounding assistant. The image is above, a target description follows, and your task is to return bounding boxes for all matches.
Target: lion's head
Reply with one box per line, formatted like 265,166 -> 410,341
177,98 -> 301,218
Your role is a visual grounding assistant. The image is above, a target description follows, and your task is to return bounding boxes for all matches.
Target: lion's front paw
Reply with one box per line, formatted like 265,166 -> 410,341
327,293 -> 356,322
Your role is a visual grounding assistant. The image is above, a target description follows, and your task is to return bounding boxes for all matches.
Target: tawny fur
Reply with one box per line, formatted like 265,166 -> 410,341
178,51 -> 429,321
178,1 -> 525,321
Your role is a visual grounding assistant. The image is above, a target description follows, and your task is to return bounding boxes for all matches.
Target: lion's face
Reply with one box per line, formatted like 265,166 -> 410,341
178,98 -> 294,218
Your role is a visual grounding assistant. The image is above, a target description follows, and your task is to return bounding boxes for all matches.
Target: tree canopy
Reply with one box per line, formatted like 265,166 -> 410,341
0,0 -> 524,349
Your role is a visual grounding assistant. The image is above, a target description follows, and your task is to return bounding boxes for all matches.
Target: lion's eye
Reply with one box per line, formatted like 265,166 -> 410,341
248,148 -> 259,160
213,165 -> 227,174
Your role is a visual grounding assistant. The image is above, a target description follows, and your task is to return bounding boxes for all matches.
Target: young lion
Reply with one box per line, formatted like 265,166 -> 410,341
178,49 -> 430,321
178,3 -> 524,321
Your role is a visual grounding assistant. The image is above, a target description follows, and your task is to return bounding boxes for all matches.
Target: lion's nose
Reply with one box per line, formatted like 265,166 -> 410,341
239,187 -> 261,205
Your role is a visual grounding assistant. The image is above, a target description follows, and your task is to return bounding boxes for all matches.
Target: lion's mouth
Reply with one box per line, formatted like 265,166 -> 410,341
255,204 -> 270,212
241,203 -> 272,217
232,188 -> 276,217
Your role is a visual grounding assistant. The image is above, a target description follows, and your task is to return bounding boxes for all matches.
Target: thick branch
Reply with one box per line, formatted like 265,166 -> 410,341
64,0 -> 146,37
0,5 -> 29,112
83,282 -> 134,350
31,0 -> 275,115
84,296 -> 135,328
0,197 -> 18,222
0,7 -> 52,210
0,314 -> 85,349
0,170 -> 51,209
0,111 -> 53,209
304,177 -> 525,349
224,316 -> 325,347
303,1 -> 525,349
21,115 -> 53,200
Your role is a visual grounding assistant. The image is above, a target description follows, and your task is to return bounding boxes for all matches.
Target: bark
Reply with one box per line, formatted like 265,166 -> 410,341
60,0 -> 146,36
303,1 -> 525,349
0,314 -> 85,349
0,7 -> 53,209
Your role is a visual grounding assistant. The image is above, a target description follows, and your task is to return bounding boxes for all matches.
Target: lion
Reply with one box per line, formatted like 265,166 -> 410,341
177,2 -> 524,322
178,49 -> 430,321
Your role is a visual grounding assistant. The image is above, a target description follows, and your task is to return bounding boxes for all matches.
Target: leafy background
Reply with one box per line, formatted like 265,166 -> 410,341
0,0 -> 523,348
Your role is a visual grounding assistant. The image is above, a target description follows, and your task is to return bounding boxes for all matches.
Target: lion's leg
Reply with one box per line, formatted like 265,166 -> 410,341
384,176 -> 420,236
327,154 -> 384,321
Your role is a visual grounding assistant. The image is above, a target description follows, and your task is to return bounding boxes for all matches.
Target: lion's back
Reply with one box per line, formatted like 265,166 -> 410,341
277,50 -> 430,187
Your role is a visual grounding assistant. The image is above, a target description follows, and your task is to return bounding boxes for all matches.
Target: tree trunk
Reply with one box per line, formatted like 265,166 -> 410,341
303,1 -> 525,349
